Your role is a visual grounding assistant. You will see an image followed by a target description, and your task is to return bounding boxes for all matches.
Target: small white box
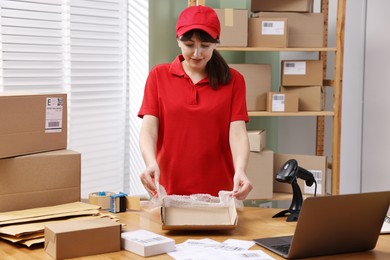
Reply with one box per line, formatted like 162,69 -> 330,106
121,229 -> 175,257
247,130 -> 267,152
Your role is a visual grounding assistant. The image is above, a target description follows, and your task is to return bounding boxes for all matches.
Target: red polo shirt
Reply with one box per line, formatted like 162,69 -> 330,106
138,55 -> 248,196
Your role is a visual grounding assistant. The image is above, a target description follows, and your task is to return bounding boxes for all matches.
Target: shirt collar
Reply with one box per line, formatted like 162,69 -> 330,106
169,55 -> 210,85
169,55 -> 186,77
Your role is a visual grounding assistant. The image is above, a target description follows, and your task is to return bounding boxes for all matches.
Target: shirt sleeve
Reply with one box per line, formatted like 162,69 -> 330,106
230,69 -> 249,123
137,67 -> 160,118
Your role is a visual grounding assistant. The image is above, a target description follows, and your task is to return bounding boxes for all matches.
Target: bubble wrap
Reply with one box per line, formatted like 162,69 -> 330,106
150,184 -> 243,209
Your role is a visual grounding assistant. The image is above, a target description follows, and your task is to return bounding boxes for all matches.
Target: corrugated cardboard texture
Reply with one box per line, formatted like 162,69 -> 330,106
251,0 -> 313,13
274,153 -> 327,195
267,92 -> 299,112
161,199 -> 237,230
248,18 -> 288,48
214,8 -> 248,47
281,86 -> 324,111
247,129 -> 267,152
0,93 -> 67,158
45,218 -> 121,259
281,60 -> 323,86
257,12 -> 323,47
246,150 -> 274,199
229,64 -> 271,111
0,150 -> 81,212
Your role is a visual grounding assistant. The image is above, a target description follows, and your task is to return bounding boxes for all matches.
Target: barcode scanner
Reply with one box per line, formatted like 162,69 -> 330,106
273,159 -> 317,222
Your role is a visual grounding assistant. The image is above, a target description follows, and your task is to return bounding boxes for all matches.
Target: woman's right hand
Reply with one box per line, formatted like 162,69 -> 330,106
140,162 -> 160,196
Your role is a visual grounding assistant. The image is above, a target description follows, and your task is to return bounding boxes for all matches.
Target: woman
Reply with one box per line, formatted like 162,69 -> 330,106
138,5 -> 252,200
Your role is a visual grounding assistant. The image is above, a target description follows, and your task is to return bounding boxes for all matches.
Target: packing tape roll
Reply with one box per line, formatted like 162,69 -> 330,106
88,191 -> 115,210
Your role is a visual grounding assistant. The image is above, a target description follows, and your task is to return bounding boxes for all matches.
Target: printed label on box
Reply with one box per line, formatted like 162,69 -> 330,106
262,21 -> 285,35
284,61 -> 307,75
45,97 -> 63,133
304,170 -> 322,194
272,94 -> 285,111
123,230 -> 169,245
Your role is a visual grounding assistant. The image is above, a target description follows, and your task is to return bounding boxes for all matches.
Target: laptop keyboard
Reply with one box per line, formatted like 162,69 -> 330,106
271,244 -> 291,255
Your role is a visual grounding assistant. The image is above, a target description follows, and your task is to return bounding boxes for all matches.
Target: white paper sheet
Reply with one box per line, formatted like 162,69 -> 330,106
168,238 -> 275,260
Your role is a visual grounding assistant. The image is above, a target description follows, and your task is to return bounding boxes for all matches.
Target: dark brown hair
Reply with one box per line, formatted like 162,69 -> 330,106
178,30 -> 231,90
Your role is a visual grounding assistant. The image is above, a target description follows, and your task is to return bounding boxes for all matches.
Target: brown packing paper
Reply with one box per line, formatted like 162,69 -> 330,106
0,204 -> 120,248
0,213 -> 118,237
0,232 -> 44,243
0,202 -> 100,225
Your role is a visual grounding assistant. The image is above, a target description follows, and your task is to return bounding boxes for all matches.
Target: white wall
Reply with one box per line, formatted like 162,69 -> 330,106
341,0 -> 390,193
339,0 -> 366,193
361,0 -> 390,192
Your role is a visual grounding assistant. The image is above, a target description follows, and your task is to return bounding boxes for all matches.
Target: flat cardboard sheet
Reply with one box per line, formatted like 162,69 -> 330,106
0,202 -> 99,225
0,203 -> 116,248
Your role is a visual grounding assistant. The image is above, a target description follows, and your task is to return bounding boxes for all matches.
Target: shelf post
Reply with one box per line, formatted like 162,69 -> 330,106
316,0 -> 330,157
332,0 -> 346,195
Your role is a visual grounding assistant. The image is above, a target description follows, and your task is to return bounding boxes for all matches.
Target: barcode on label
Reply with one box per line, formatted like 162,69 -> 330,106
48,121 -> 60,127
273,95 -> 285,101
309,170 -> 322,179
285,62 -> 296,68
263,22 -> 273,27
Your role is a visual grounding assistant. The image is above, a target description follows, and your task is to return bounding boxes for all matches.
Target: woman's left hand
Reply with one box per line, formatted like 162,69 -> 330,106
232,170 -> 253,200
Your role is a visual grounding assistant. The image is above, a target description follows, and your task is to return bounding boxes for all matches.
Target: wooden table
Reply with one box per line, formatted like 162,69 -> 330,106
0,207 -> 389,259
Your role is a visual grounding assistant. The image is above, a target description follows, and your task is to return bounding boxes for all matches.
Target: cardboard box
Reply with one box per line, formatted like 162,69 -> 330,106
161,198 -> 238,230
45,218 -> 121,259
247,129 -> 267,152
246,150 -> 274,199
0,93 -> 67,158
214,8 -> 248,47
229,64 -> 272,111
251,0 -> 313,13
121,229 -> 175,257
248,18 -> 288,48
0,149 -> 81,212
281,60 -> 323,86
281,86 -> 324,111
267,92 -> 299,112
273,153 -> 327,195
255,12 -> 324,47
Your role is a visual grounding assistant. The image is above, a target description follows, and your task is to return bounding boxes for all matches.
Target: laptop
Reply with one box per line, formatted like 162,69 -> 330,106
254,191 -> 390,259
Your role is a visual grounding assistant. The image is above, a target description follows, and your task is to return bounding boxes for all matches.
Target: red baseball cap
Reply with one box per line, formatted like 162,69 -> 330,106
176,5 -> 220,39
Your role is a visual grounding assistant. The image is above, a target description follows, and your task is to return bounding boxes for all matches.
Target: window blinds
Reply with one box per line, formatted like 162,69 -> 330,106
68,0 -> 127,198
0,0 -> 149,198
128,0 -> 149,197
1,0 -> 64,92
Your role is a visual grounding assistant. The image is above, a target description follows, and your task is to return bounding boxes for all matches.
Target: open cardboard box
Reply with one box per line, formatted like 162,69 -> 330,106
160,198 -> 238,230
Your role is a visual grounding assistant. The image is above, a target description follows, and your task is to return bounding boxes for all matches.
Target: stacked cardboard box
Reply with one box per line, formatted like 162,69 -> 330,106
266,92 -> 299,112
0,93 -> 67,158
280,60 -> 324,111
0,93 -> 81,212
249,0 -> 323,48
248,17 -> 288,48
214,8 -> 248,47
254,12 -> 323,48
246,130 -> 273,199
229,64 -> 272,111
251,0 -> 314,13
